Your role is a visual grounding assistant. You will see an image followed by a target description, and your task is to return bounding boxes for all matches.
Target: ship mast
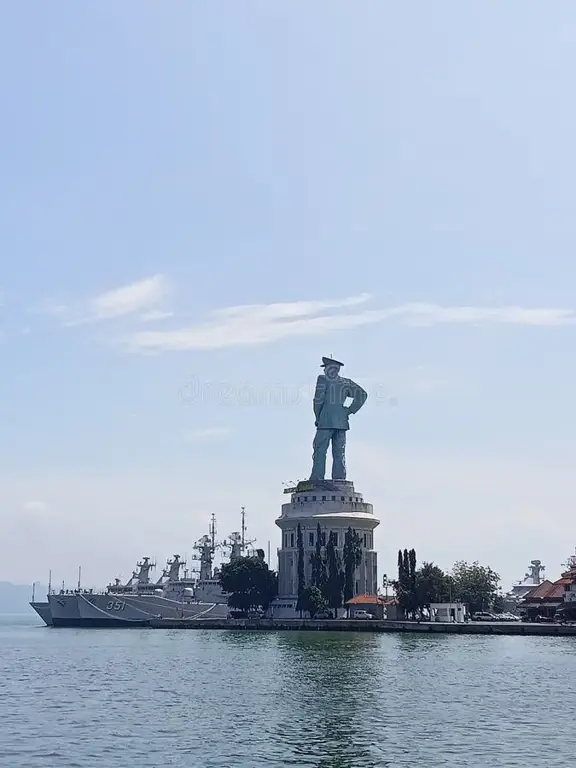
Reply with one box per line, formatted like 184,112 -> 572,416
192,516 -> 222,580
222,507 -> 256,562
239,506 -> 255,555
210,513 -> 217,553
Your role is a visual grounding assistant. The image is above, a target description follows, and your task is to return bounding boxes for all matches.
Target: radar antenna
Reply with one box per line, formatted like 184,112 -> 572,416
222,507 -> 257,561
191,516 -> 224,580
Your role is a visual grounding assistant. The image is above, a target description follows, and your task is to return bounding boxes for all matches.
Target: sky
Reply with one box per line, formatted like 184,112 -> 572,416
2,2 -> 576,591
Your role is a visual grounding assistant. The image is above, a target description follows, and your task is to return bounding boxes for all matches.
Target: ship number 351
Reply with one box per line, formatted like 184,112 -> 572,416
106,600 -> 126,611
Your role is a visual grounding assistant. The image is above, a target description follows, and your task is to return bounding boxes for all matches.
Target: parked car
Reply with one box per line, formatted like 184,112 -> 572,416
471,612 -> 497,621
314,610 -> 330,619
352,610 -> 374,620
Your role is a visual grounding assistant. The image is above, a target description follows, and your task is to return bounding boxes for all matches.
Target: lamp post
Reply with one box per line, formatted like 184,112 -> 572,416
382,573 -> 389,599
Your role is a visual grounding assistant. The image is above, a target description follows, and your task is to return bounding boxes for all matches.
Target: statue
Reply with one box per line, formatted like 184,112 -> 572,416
309,356 -> 367,482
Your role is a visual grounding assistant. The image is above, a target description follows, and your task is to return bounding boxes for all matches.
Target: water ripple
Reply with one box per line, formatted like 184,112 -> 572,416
0,616 -> 574,766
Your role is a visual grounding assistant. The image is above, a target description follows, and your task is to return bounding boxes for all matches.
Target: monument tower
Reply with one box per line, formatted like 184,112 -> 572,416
271,357 -> 380,617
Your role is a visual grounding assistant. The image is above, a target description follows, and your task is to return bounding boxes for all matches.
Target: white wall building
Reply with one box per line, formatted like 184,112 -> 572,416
429,602 -> 467,623
270,479 -> 380,618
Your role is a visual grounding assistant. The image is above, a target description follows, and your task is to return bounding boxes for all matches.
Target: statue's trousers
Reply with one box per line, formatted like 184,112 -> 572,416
311,428 -> 347,481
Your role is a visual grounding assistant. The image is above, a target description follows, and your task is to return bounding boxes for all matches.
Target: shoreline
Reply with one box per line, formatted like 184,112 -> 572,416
146,618 -> 576,635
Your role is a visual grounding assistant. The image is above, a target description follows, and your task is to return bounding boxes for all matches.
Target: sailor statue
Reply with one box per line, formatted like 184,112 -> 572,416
309,356 -> 368,482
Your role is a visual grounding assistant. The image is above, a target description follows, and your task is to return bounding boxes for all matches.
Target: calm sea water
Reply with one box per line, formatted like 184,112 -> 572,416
0,614 -> 573,767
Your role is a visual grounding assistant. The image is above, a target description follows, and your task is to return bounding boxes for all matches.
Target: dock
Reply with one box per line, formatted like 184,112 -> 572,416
147,617 -> 576,635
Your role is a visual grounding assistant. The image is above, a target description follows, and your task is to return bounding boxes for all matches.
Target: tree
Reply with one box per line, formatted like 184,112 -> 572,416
414,562 -> 451,613
396,548 -> 417,618
343,527 -> 363,603
297,586 -> 327,618
296,524 -> 305,598
296,523 -> 305,615
323,531 -> 344,616
310,523 -> 326,589
219,556 -> 278,614
409,549 -> 417,601
450,561 -> 500,614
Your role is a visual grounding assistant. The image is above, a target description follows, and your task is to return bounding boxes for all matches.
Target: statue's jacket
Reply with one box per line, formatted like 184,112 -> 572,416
313,375 -> 368,431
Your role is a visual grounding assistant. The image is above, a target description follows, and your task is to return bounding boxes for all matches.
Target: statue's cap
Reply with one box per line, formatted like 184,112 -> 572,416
321,356 -> 344,367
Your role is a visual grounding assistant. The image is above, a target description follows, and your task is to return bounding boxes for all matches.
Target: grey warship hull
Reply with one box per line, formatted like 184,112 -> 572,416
36,587 -> 230,627
30,601 -> 53,626
75,592 -> 229,625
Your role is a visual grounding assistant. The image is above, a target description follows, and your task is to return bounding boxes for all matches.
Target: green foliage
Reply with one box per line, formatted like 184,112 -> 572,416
450,561 -> 501,614
297,585 -> 327,618
394,552 -> 502,617
296,523 -> 305,599
323,531 -> 344,613
310,523 -> 326,589
396,548 -> 417,617
414,562 -> 452,610
219,556 -> 278,614
343,527 -> 363,603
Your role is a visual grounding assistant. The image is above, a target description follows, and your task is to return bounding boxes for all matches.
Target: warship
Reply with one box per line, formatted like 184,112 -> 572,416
30,513 -> 254,627
503,559 -> 545,611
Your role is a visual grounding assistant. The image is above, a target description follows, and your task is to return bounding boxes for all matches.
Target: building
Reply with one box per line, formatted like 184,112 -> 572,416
520,553 -> 576,620
550,555 -> 576,620
429,602 -> 466,623
345,594 -> 386,619
519,580 -> 566,619
270,479 -> 380,618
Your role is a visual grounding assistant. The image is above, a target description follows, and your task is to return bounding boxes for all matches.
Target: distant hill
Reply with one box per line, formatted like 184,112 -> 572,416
0,582 -> 47,614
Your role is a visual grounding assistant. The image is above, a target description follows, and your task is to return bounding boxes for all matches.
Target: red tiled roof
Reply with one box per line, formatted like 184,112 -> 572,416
523,580 -> 565,602
345,594 -> 385,605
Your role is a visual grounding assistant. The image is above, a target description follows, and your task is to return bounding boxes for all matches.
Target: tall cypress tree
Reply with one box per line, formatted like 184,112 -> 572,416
397,548 -> 410,618
397,550 -> 404,583
324,531 -> 344,616
343,526 -> 363,603
310,523 -> 326,589
403,549 -> 410,587
296,523 -> 305,600
408,548 -> 417,616
396,548 -> 418,618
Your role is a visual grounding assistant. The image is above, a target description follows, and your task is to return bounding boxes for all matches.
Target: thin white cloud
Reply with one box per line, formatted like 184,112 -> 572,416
22,500 -> 48,513
40,275 -> 172,326
139,310 -> 174,322
123,295 -> 576,353
87,275 -> 170,321
398,303 -> 576,327
184,427 -> 232,441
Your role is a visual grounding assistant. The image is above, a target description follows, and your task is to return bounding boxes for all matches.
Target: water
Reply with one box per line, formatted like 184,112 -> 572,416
1,614 -> 574,767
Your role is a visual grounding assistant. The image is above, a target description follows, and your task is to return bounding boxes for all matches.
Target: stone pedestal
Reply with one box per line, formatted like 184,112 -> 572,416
271,479 -> 380,618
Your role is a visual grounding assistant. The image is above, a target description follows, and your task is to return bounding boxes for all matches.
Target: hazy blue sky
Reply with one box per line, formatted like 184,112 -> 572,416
2,2 -> 575,589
